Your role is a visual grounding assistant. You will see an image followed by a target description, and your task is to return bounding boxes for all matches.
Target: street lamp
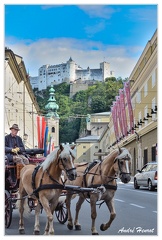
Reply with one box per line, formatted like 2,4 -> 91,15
23,133 -> 28,144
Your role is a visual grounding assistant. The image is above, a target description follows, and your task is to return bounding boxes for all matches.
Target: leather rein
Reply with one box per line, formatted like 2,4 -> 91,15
83,161 -> 118,191
31,153 -> 76,198
82,156 -> 131,191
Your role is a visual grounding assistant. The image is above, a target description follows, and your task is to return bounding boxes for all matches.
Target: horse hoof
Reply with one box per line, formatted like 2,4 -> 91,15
19,229 -> 25,234
100,224 -> 105,231
67,224 -> 73,230
92,232 -> 99,235
75,225 -> 81,230
34,230 -> 40,235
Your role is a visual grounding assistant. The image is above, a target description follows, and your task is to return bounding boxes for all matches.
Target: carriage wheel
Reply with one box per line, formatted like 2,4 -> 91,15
55,202 -> 68,224
5,190 -> 12,228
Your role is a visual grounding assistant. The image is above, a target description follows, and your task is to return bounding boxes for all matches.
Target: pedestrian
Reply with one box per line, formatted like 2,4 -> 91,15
5,124 -> 29,165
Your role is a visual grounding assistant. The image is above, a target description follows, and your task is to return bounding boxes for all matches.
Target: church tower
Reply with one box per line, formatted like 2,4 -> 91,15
45,85 -> 59,148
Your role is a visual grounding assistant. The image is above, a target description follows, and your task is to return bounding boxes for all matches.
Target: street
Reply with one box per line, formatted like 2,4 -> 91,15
5,179 -> 157,236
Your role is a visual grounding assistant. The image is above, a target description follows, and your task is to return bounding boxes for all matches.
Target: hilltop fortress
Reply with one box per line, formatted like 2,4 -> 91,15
30,57 -> 114,96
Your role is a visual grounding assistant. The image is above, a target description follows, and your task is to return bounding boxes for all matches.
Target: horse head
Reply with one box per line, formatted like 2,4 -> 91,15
57,144 -> 77,181
114,147 -> 132,183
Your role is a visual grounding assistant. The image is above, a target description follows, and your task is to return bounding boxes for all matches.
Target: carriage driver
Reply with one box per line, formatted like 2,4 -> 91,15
5,124 -> 29,165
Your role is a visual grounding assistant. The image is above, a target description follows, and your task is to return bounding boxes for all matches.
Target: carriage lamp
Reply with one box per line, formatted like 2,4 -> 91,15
23,133 -> 28,141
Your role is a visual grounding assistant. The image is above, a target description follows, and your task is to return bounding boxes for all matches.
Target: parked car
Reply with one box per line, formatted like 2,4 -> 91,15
134,162 -> 157,191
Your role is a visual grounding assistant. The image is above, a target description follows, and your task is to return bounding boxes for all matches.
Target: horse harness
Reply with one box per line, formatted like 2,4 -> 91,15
30,153 -> 130,198
31,165 -> 65,199
114,155 -> 131,175
83,161 -> 118,192
82,153 -> 131,191
31,151 -> 77,198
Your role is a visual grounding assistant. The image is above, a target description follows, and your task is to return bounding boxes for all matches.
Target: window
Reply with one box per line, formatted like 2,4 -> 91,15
132,98 -> 135,110
83,146 -> 86,149
144,82 -> 148,97
52,127 -> 55,133
150,164 -> 157,171
136,91 -> 141,103
152,70 -> 156,88
144,149 -> 148,165
152,146 -> 156,161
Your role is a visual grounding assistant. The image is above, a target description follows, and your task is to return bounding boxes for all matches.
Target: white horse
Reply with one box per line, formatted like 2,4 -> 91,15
18,144 -> 77,235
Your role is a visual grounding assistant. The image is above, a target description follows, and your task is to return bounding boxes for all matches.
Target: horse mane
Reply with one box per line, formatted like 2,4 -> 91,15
40,145 -> 76,171
103,148 -> 119,162
40,147 -> 59,171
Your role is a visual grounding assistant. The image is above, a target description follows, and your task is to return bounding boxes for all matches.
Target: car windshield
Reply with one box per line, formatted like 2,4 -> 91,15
141,163 -> 157,172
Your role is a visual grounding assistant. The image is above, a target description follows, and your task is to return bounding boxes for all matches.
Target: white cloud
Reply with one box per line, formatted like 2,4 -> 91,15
5,37 -> 141,79
78,5 -> 116,19
84,20 -> 107,37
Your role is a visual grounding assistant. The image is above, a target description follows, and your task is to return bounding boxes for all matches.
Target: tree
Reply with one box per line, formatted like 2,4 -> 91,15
35,77 -> 127,143
91,95 -> 107,113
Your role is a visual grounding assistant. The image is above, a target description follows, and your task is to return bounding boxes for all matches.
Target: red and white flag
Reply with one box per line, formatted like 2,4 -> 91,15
37,116 -> 46,148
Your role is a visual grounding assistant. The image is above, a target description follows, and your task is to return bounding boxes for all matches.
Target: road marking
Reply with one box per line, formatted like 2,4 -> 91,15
130,203 -> 145,208
115,198 -> 125,202
153,211 -> 157,213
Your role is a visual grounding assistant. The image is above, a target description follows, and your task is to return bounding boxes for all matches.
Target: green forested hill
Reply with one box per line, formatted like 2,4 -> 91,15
33,77 -> 125,143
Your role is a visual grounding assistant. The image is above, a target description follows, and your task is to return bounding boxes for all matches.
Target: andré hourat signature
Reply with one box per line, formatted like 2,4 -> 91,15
118,227 -> 155,234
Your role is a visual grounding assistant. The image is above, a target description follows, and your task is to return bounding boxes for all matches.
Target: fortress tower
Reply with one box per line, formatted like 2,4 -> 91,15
66,57 -> 76,83
100,62 -> 114,80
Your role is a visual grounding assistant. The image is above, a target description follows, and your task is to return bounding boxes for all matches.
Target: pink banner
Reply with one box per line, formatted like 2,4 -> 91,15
119,89 -> 128,137
111,102 -> 119,142
124,81 -> 134,133
116,96 -> 124,138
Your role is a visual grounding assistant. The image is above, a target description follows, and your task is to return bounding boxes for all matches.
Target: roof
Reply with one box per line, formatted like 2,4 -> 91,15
76,135 -> 100,143
91,112 -> 111,116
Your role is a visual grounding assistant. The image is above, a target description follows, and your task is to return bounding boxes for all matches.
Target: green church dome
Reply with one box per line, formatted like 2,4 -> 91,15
45,85 -> 59,118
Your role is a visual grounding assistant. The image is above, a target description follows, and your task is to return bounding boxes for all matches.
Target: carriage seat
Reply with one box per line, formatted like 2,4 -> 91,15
25,148 -> 45,156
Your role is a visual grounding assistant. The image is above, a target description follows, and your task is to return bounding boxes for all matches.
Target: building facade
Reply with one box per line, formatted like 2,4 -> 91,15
108,30 -> 157,175
75,30 -> 157,174
5,48 -> 41,148
75,112 -> 110,163
30,57 -> 114,91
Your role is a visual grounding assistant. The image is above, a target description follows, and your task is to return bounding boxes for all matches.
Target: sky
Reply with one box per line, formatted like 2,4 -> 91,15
4,3 -> 157,79
1,2 -> 161,239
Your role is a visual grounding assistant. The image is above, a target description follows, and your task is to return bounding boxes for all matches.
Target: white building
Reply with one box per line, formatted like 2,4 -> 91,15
30,57 -> 114,91
5,48 -> 41,148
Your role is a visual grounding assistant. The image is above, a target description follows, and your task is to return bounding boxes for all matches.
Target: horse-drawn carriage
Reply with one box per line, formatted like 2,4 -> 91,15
5,148 -> 68,229
5,145 -> 132,235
